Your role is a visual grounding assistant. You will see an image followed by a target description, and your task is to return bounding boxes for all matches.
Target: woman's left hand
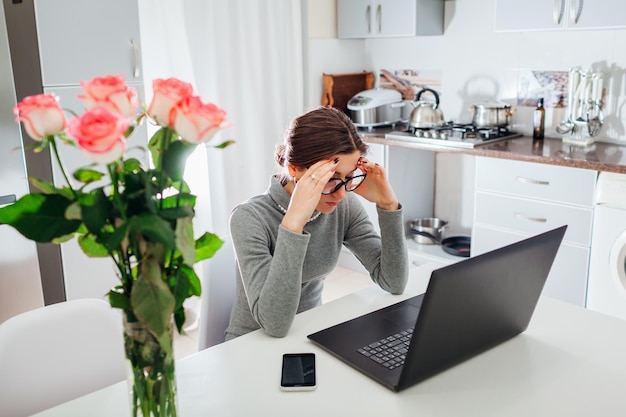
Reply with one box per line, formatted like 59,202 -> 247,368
353,158 -> 399,211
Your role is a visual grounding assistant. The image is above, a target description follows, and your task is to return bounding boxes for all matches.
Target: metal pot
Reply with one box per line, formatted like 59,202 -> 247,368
470,101 -> 514,128
347,88 -> 406,127
409,218 -> 448,245
408,88 -> 445,129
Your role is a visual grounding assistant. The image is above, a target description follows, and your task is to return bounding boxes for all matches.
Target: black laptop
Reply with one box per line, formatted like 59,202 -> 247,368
308,225 -> 567,392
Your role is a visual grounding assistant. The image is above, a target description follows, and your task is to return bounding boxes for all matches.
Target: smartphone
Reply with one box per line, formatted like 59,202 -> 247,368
280,353 -> 317,391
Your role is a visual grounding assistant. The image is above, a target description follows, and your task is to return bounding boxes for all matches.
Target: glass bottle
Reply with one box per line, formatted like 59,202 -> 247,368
533,97 -> 545,140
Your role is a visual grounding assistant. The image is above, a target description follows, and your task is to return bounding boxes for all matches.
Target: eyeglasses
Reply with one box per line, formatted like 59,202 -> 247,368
321,169 -> 367,195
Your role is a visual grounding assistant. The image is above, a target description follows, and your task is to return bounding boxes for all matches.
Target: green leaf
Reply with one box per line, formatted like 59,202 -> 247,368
108,288 -> 131,310
213,139 -> 235,149
78,234 -> 110,257
122,157 -> 143,173
131,258 -> 175,337
106,222 -> 129,252
148,127 -> 178,171
81,188 -> 111,233
128,214 -> 176,248
161,193 -> 195,210
195,232 -> 224,262
162,140 -> 197,182
158,206 -> 194,220
171,268 -> 191,310
29,177 -> 75,199
73,167 -> 105,184
176,216 -> 195,265
179,263 -> 201,297
0,193 -> 81,242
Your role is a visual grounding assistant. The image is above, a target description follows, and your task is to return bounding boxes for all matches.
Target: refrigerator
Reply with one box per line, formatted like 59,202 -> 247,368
0,3 -> 44,322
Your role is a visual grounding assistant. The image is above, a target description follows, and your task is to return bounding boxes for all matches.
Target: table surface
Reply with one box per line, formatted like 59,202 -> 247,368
34,263 -> 626,417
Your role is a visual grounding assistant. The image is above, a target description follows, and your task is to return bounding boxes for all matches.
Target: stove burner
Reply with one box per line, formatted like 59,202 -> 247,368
410,123 -> 515,141
386,122 -> 522,148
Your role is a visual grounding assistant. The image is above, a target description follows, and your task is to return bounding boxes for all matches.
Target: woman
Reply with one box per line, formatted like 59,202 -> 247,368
225,107 -> 408,340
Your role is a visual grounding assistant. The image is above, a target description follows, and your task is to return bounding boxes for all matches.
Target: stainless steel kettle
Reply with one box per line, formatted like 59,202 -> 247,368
408,88 -> 445,129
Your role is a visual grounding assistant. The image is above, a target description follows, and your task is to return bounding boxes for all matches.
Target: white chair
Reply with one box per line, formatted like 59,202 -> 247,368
198,235 -> 237,349
0,298 -> 126,417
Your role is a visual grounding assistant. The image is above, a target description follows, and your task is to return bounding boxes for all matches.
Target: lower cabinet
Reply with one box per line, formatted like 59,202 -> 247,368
472,157 -> 597,307
472,225 -> 590,306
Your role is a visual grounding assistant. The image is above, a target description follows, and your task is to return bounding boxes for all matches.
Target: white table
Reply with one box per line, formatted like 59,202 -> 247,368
35,263 -> 626,417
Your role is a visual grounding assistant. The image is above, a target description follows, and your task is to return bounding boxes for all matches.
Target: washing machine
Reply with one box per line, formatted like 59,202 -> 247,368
587,172 -> 626,320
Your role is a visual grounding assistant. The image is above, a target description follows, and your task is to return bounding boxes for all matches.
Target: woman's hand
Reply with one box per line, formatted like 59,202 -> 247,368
281,159 -> 337,233
353,158 -> 399,211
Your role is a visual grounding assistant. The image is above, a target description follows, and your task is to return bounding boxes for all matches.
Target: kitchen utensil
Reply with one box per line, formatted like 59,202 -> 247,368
587,103 -> 604,137
409,217 -> 447,244
408,88 -> 445,129
566,67 -> 582,122
409,230 -> 471,257
347,88 -> 406,127
556,120 -> 574,134
470,101 -> 514,128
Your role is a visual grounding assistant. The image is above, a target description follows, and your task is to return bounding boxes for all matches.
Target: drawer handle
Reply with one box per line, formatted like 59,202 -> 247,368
516,176 -> 550,186
515,213 -> 547,223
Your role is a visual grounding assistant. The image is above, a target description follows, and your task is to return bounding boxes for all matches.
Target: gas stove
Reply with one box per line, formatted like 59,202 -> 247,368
384,123 -> 522,149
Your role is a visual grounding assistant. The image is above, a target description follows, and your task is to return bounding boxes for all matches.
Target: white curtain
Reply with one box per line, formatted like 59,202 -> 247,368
139,0 -> 305,237
138,0 -> 305,335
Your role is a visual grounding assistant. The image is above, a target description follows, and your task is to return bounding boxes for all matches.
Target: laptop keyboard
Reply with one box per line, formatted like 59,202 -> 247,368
357,328 -> 413,370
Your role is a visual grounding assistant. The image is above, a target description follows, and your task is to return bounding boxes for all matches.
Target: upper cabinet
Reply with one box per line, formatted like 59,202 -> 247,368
33,0 -> 143,86
337,0 -> 444,39
495,0 -> 626,31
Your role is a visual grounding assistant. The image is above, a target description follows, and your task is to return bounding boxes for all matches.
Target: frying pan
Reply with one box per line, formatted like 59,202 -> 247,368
410,230 -> 471,258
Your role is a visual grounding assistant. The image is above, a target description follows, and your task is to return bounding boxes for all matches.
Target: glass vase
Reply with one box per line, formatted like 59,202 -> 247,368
123,316 -> 178,417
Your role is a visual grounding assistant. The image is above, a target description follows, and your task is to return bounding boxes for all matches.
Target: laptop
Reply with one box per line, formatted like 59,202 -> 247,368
308,225 -> 567,392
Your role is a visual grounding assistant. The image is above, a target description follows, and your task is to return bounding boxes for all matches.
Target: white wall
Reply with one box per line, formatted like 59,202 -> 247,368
306,0 -> 626,231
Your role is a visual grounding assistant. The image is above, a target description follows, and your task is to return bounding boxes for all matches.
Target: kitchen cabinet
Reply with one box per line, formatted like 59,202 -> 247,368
471,157 -> 597,306
33,0 -> 143,86
495,0 -> 626,31
31,0 -> 146,301
337,0 -> 443,39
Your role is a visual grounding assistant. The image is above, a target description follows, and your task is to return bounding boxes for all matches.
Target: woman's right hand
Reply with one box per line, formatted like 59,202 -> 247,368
281,159 -> 337,233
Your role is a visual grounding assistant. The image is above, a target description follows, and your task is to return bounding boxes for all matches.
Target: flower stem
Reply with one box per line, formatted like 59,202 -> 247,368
49,137 -> 78,199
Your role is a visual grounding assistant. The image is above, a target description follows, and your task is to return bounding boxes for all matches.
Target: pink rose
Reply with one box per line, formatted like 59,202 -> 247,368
78,75 -> 138,119
13,94 -> 67,141
67,107 -> 130,164
171,96 -> 231,144
146,78 -> 194,127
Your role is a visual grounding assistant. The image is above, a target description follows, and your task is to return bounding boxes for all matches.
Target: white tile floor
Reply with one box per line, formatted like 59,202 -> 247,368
173,266 -> 372,359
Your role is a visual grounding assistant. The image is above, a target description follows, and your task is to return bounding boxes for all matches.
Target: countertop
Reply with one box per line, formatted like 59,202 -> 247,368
362,131 -> 626,174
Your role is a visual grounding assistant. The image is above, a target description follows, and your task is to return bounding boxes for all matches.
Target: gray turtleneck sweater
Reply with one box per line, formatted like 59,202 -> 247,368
225,175 -> 409,340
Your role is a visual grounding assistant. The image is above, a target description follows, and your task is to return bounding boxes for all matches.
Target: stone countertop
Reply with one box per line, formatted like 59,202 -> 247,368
363,134 -> 626,174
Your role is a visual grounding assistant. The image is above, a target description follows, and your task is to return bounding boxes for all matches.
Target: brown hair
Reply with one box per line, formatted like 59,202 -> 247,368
275,107 -> 368,173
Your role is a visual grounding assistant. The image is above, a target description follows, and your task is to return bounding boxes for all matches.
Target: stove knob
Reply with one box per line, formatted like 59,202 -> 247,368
439,132 -> 448,140
423,131 -> 431,138
415,130 -> 423,137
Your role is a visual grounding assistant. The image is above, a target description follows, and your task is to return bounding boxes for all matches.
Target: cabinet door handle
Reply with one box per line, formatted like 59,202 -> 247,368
553,0 -> 565,24
366,5 -> 371,33
570,0 -> 583,24
516,176 -> 550,186
131,38 -> 140,79
376,4 -> 382,33
515,213 -> 547,223
0,194 -> 16,207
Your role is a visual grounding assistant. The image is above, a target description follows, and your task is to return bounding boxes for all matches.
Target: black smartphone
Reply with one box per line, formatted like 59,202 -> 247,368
280,353 -> 317,391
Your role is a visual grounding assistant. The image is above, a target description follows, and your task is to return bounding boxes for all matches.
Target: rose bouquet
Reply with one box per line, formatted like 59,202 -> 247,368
0,75 -> 232,416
